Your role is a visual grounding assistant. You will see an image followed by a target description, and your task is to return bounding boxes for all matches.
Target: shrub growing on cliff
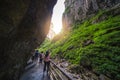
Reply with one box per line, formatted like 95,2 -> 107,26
39,9 -> 120,79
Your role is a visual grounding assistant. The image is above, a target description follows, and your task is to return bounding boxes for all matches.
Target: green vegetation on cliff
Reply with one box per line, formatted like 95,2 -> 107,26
39,8 -> 120,79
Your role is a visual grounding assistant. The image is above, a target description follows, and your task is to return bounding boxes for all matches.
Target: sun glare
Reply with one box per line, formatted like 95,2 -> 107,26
51,0 -> 65,34
52,22 -> 61,34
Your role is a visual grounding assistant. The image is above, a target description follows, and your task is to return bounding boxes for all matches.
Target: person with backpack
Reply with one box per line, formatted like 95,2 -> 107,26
34,50 -> 39,62
43,50 -> 51,73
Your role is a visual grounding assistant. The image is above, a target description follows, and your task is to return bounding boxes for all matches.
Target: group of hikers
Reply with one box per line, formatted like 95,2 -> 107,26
32,50 -> 51,73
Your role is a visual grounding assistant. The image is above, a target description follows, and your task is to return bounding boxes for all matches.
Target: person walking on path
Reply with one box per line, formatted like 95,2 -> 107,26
34,50 -> 39,62
39,51 -> 44,63
43,50 -> 51,73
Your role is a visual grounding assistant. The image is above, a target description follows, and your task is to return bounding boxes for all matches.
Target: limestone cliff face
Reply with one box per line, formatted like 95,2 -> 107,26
63,0 -> 120,29
0,0 -> 57,80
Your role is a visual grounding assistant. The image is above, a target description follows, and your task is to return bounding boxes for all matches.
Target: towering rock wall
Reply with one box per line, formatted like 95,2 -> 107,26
63,0 -> 120,29
0,0 -> 57,80
62,0 -> 120,79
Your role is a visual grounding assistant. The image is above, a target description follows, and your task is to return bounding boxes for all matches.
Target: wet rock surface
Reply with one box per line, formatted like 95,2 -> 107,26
20,62 -> 50,80
0,0 -> 56,79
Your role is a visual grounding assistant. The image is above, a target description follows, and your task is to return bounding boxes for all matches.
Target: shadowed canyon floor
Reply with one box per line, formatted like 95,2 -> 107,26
20,62 -> 50,80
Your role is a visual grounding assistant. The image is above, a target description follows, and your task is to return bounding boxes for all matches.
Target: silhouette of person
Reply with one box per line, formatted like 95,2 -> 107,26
39,51 -> 44,63
34,50 -> 39,62
43,50 -> 51,73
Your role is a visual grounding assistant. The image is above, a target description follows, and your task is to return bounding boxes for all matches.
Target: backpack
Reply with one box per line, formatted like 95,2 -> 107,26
39,53 -> 42,58
35,52 -> 39,57
44,55 -> 50,62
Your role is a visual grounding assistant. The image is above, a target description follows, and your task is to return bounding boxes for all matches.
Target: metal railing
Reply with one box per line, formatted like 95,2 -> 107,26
49,60 -> 74,80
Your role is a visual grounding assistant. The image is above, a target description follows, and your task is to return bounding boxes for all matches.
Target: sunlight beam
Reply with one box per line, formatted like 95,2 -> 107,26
51,0 -> 65,34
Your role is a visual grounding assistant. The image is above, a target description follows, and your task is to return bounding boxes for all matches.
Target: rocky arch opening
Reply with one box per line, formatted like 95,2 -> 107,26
47,0 -> 65,39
